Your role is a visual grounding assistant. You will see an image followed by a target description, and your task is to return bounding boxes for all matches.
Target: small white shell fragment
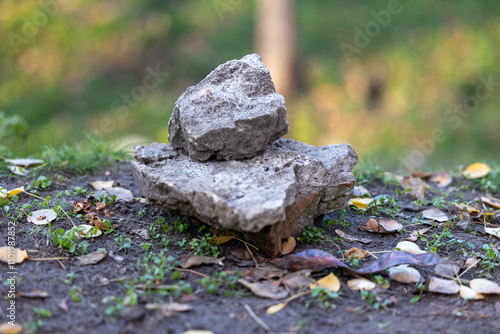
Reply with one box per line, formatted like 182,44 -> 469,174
27,209 -> 57,225
388,265 -> 422,284
73,224 -> 102,238
395,241 -> 426,255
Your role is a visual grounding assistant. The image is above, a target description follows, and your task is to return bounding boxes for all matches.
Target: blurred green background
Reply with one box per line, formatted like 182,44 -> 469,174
1,0 -> 499,172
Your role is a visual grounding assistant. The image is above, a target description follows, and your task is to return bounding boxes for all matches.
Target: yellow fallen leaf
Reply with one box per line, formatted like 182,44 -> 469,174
0,322 -> 23,334
0,246 -> 28,264
481,196 -> 500,209
266,302 -> 287,315
455,203 -> 481,218
463,163 -> 491,179
309,273 -> 340,292
89,180 -> 114,191
348,198 -> 374,211
209,235 -> 235,245
429,171 -> 452,188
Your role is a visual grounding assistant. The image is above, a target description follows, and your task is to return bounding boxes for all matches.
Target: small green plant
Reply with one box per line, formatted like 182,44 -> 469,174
33,307 -> 52,318
114,234 -> 132,252
69,285 -> 82,302
306,287 -> 340,309
353,159 -> 385,185
367,195 -> 401,217
409,282 -> 425,303
52,228 -> 88,254
360,290 -> 391,310
73,187 -> 87,195
64,272 -> 78,284
180,233 -> 221,257
374,275 -> 390,289
326,209 -> 350,227
29,175 -> 52,192
413,198 -> 428,207
476,243 -> 500,277
174,220 -> 190,233
431,196 -> 447,208
297,226 -> 326,243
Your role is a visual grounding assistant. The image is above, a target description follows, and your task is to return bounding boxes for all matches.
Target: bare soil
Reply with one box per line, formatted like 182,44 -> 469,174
1,162 -> 500,334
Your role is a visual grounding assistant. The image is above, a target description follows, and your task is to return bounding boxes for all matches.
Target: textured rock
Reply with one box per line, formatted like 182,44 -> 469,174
132,138 -> 358,256
168,54 -> 289,161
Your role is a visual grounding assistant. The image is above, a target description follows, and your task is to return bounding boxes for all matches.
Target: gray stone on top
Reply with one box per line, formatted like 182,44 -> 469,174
132,138 -> 358,256
168,53 -> 289,161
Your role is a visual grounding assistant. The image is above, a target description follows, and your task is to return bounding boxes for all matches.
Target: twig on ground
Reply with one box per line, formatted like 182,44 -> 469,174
242,302 -> 273,334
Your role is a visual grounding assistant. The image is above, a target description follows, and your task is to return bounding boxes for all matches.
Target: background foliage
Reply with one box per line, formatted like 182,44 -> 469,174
1,0 -> 499,170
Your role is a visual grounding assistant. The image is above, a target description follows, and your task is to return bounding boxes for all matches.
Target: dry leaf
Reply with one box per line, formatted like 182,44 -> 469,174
282,271 -> 313,289
464,257 -> 479,269
455,203 -> 481,218
485,227 -> 500,239
469,279 -> 500,294
359,217 -> 402,233
73,224 -> 102,238
4,158 -> 44,167
463,163 -> 491,179
421,208 -> 448,222
27,209 -> 57,225
400,176 -> 426,199
57,298 -> 69,313
0,323 -> 23,334
181,256 -> 224,269
481,196 -> 500,209
388,265 -> 421,284
266,302 -> 287,315
237,279 -> 288,299
406,227 -> 431,242
103,186 -> 133,202
347,278 -> 376,291
348,198 -> 374,211
309,273 -> 340,292
460,286 -> 484,300
19,289 -> 49,298
77,249 -> 107,266
395,241 -> 426,255
281,236 -> 296,255
89,180 -> 114,190
427,277 -> 459,294
7,166 -> 29,176
0,246 -> 28,264
335,229 -> 372,244
352,185 -> 370,197
229,248 -> 252,260
429,171 -> 452,188
209,235 -> 235,245
434,262 -> 461,277
345,248 -> 370,261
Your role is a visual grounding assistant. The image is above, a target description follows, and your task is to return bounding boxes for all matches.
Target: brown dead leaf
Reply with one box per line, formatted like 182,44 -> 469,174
230,248 -> 252,260
335,229 -> 372,244
281,236 -> 296,255
77,249 -> 107,266
434,262 -> 462,277
57,298 -> 69,313
400,176 -> 426,199
359,218 -> 402,233
282,271 -> 314,289
19,289 -> 49,298
345,248 -> 370,261
95,202 -> 106,210
429,171 -> 452,188
406,227 -> 432,242
181,256 -> 224,269
481,196 -> 500,209
455,203 -> 481,218
421,207 -> 448,222
427,277 -> 459,294
412,171 -> 431,179
237,279 -> 288,299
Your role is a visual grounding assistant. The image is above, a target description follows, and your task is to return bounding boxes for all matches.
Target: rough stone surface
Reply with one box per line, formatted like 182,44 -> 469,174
168,53 -> 289,161
132,138 -> 358,256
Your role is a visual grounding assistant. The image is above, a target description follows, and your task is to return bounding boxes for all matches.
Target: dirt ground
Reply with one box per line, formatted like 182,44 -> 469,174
1,162 -> 500,334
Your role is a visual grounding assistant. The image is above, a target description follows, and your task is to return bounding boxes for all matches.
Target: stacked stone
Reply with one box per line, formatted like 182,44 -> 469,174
132,54 -> 358,256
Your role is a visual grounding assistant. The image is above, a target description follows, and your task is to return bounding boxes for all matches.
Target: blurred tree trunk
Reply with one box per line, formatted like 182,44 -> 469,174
255,0 -> 295,99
